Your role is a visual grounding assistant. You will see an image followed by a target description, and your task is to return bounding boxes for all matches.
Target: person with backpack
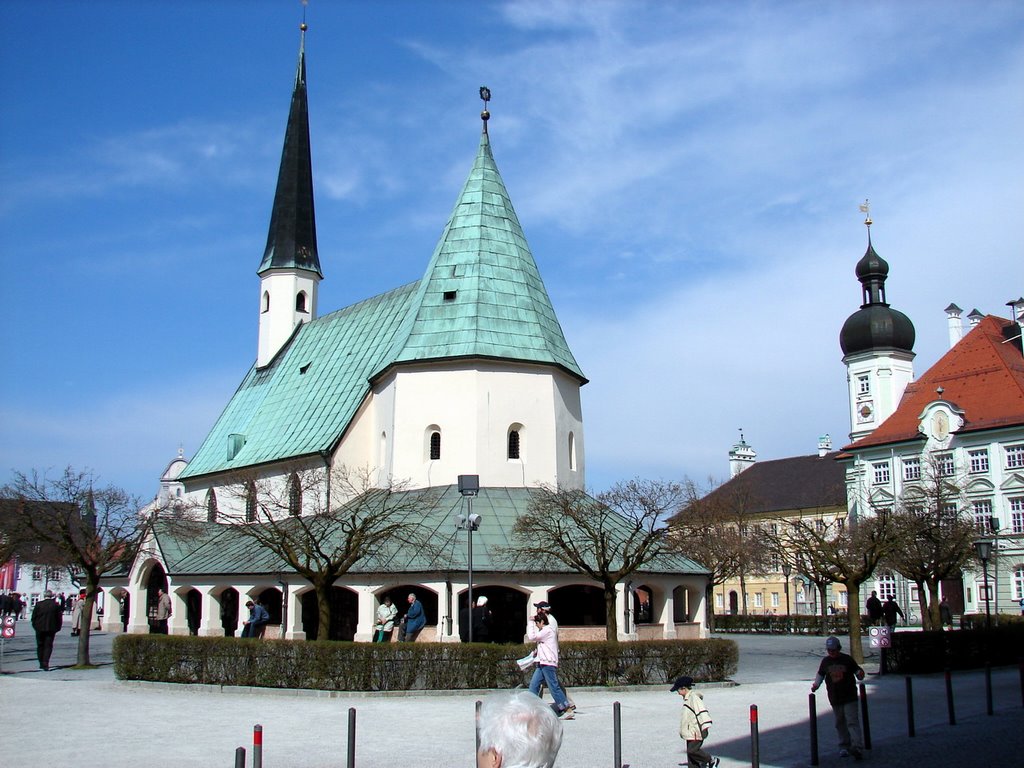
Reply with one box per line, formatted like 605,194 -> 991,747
672,675 -> 719,767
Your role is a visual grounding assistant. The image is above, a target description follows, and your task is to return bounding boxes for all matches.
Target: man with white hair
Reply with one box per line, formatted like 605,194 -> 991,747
477,690 -> 563,768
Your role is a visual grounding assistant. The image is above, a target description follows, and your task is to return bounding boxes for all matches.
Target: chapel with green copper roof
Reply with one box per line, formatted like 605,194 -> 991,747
115,25 -> 708,647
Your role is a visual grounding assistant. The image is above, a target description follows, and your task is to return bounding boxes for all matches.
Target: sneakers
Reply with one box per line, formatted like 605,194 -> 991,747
558,708 -> 575,720
708,759 -> 720,767
850,748 -> 864,761
839,748 -> 850,758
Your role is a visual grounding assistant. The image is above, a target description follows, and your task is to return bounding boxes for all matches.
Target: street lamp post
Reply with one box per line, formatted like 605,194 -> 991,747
458,475 -> 481,642
781,561 -> 792,629
974,539 -> 993,630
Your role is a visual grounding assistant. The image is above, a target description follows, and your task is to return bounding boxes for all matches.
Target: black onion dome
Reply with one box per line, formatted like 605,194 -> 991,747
855,242 -> 888,280
840,304 -> 916,355
839,238 -> 915,356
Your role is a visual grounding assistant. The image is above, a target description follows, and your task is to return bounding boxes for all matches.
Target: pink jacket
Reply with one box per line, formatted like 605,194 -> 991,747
526,622 -> 559,666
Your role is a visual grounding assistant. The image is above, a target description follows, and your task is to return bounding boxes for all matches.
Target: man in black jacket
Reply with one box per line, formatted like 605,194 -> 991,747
31,589 -> 63,671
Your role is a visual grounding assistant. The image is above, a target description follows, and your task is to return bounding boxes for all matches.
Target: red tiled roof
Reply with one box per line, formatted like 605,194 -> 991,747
843,315 -> 1024,450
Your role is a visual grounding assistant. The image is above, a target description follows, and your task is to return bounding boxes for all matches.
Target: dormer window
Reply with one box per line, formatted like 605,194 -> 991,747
443,290 -> 457,302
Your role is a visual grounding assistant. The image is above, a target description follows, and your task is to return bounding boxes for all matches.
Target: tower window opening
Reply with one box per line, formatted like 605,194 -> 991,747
429,431 -> 441,461
262,291 -> 270,313
295,291 -> 308,313
288,473 -> 301,516
245,481 -> 257,523
508,429 -> 521,460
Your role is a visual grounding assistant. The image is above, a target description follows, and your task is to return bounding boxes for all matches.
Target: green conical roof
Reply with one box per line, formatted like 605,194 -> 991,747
384,131 -> 585,382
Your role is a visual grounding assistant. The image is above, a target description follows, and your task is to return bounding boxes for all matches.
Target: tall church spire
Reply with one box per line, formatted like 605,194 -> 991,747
258,22 -> 321,277
256,22 -> 323,368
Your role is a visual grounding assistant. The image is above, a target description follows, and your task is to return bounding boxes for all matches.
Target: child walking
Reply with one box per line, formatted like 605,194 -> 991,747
672,675 -> 719,768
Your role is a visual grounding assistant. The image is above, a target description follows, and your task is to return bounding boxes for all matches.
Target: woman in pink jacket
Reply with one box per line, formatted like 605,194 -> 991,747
526,612 -> 573,719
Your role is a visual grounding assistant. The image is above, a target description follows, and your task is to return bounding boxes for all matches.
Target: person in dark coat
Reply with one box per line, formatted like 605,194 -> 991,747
471,595 -> 492,642
31,589 -> 63,671
865,591 -> 882,626
881,596 -> 905,629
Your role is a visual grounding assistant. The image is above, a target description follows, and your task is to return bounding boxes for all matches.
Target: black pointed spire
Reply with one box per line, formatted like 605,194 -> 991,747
257,23 -> 322,278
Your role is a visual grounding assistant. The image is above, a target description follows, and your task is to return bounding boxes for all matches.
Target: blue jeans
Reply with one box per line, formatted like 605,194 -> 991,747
528,664 -> 569,711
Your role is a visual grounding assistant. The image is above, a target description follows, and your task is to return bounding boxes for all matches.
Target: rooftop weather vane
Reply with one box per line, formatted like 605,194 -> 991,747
858,199 -> 872,228
480,86 -> 491,133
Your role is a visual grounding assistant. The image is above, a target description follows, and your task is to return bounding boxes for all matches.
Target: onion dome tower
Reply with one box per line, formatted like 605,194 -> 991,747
256,21 -> 323,368
840,202 -> 915,442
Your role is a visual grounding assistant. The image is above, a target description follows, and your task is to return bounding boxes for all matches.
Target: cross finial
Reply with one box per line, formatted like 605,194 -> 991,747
479,86 -> 491,134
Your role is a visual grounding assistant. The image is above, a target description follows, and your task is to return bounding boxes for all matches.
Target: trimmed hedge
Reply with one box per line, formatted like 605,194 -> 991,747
884,624 -> 1024,674
113,635 -> 738,691
713,614 -> 862,635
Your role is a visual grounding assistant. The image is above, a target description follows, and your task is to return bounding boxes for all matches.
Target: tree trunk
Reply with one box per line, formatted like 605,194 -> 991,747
316,583 -> 332,641
818,583 -> 829,635
926,579 -> 942,631
604,585 -> 621,642
739,570 -> 748,615
705,582 -> 717,632
77,579 -> 100,667
846,582 -> 865,664
915,579 -> 931,630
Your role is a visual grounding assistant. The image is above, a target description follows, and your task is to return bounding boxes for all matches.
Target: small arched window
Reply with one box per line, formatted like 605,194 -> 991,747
206,488 -> 218,523
295,291 -> 307,313
245,481 -> 257,523
261,291 -> 270,313
288,473 -> 301,516
568,432 -> 577,471
429,431 -> 441,461
508,430 -> 520,459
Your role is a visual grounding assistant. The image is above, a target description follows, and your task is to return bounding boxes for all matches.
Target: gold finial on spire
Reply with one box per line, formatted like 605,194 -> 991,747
858,198 -> 872,228
479,86 -> 491,134
301,0 -> 308,32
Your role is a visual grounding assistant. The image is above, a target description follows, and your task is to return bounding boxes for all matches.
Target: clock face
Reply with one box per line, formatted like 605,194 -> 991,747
857,402 -> 874,422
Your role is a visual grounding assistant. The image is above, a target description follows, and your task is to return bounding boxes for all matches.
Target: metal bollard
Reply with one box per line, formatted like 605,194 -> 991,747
750,704 -> 760,768
808,693 -> 819,766
858,682 -> 871,750
985,664 -> 993,716
905,677 -> 915,738
234,747 -> 245,768
347,707 -> 357,768
613,701 -> 623,768
475,700 -> 482,768
252,724 -> 263,768
945,669 -> 956,725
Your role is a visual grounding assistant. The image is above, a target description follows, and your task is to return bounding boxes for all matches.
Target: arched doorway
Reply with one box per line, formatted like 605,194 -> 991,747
300,587 -> 358,641
632,585 -> 653,624
728,590 -> 739,615
219,588 -> 240,637
184,588 -> 201,636
380,586 -> 439,640
457,586 -> 528,643
549,585 -> 605,627
145,563 -> 168,633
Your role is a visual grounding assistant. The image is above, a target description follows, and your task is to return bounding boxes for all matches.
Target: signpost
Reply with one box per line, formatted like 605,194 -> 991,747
0,615 -> 15,674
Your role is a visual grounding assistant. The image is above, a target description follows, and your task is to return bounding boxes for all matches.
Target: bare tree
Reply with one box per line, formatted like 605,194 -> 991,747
784,510 -> 895,662
1,467 -> 145,666
669,478 -> 771,629
884,457 -> 977,631
216,466 -> 441,640
502,479 -> 684,642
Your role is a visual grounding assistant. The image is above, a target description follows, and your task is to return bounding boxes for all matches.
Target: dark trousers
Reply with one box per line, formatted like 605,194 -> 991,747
35,631 -> 57,669
686,738 -> 712,766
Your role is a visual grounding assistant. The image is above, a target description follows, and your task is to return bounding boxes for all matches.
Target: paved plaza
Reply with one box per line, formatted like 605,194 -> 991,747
1,625 -> 1021,767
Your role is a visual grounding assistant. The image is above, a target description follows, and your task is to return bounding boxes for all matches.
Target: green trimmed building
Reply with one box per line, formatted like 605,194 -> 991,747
113,27 -> 707,643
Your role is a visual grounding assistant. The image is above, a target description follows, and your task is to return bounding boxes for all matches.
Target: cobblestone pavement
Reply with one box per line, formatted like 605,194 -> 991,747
1,624 -> 1021,767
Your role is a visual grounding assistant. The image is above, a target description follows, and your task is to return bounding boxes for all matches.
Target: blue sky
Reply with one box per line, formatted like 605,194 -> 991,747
2,1 -> 1022,504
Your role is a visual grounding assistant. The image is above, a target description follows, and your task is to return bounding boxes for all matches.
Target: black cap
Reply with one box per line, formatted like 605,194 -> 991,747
670,676 -> 694,691
534,601 -> 551,609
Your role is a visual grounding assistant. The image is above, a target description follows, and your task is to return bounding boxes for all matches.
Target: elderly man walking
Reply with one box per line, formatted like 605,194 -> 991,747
31,589 -> 63,671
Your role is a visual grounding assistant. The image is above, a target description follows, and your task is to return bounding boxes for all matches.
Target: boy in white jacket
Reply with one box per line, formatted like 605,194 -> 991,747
671,676 -> 719,768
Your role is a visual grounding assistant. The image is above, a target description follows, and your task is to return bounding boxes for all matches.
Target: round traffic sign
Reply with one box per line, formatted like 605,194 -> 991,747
1,625 -> 15,638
